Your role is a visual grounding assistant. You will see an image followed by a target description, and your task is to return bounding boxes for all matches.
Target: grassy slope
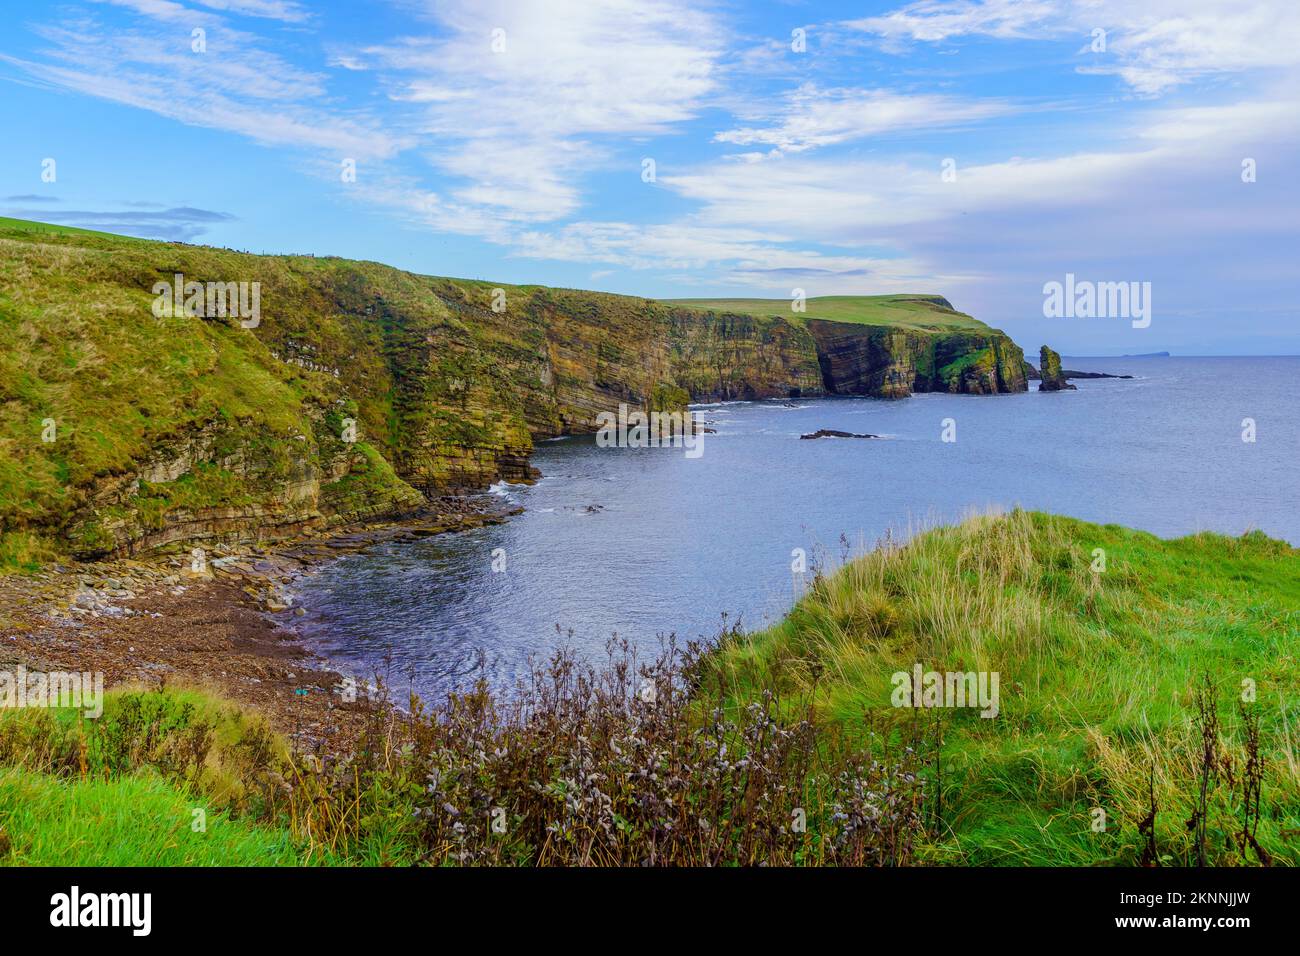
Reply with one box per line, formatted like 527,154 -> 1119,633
1,217 -> 1015,570
713,510 -> 1300,865
0,513 -> 1294,866
0,685 -> 301,865
0,216 -> 131,240
665,294 -> 991,333
0,767 -> 300,865
0,227 -> 325,503
0,219 -> 803,568
0,218 -> 478,566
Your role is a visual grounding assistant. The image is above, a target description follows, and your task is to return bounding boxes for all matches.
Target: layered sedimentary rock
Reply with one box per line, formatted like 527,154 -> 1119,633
0,222 -> 1029,559
1038,345 -> 1077,392
665,307 -> 825,401
807,320 -> 1028,397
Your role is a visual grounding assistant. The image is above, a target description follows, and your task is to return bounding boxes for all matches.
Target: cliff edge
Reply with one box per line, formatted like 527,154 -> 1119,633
0,218 -> 1028,562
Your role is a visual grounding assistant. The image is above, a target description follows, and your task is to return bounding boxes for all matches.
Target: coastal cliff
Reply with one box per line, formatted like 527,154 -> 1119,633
0,218 -> 1028,561
807,319 -> 1028,397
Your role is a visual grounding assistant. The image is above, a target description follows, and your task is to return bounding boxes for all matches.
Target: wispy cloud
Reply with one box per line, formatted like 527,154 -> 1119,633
849,0 -> 1062,44
1,203 -> 236,241
715,84 -> 1015,156
846,0 -> 1300,95
3,6 -> 405,158
192,0 -> 311,23
99,0 -> 310,25
2,0 -> 1296,351
507,219 -> 934,290
705,98 -> 1294,224
355,0 -> 723,223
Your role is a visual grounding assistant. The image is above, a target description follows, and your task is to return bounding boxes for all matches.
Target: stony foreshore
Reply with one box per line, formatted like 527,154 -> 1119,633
0,496 -> 522,754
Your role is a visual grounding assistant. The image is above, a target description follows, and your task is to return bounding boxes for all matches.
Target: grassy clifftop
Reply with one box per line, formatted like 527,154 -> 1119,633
0,218 -> 430,564
0,217 -> 1025,565
713,509 -> 1300,865
666,293 -> 990,333
667,295 -> 1028,396
0,512 -> 1292,866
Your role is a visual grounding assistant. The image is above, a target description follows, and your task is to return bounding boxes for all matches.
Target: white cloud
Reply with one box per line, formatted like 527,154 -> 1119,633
509,220 -> 935,292
643,92 -> 1300,308
663,150 -> 1155,240
328,54 -> 367,71
357,0 -> 723,221
850,0 -> 1061,43
4,12 -> 405,159
96,0 -> 213,25
847,0 -> 1300,95
715,84 -> 1015,155
353,172 -> 932,292
99,0 -> 310,24
193,0 -> 311,22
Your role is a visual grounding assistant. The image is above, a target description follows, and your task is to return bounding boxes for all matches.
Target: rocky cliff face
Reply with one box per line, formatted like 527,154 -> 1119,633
0,223 -> 1029,561
807,321 -> 1028,397
349,283 -> 828,493
68,419 -> 425,557
666,308 -> 825,401
360,289 -> 1027,496
1038,345 -> 1077,392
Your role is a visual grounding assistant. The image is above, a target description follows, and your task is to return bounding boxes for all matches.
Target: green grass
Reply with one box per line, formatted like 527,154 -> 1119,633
0,681 -> 436,866
1,216 -> 1023,570
0,684 -> 290,806
0,685 -> 308,865
0,217 -> 445,564
0,767 -> 300,866
1,512 -> 1294,866
664,294 -> 991,332
711,509 -> 1300,865
937,347 -> 994,385
0,216 -> 135,241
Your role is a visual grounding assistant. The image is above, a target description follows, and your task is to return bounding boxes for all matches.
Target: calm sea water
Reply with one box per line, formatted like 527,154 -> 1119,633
291,356 -> 1300,696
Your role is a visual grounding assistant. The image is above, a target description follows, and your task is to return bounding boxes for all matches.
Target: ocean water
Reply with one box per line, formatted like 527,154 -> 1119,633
291,356 -> 1300,696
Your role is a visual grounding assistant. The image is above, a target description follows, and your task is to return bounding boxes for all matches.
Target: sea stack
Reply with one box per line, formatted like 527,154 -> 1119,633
1038,345 -> 1077,391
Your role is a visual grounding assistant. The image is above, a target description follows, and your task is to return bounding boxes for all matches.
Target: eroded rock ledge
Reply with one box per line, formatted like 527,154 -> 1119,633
800,429 -> 881,440
0,225 -> 1031,560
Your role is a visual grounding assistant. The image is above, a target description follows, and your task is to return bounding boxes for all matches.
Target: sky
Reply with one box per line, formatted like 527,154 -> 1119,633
1,0 -> 1297,355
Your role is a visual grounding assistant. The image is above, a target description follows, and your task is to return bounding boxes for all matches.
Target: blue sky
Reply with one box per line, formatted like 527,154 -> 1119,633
2,0 -> 1297,355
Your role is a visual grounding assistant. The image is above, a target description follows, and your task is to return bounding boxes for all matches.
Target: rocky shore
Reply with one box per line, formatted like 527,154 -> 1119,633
0,496 -> 520,753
